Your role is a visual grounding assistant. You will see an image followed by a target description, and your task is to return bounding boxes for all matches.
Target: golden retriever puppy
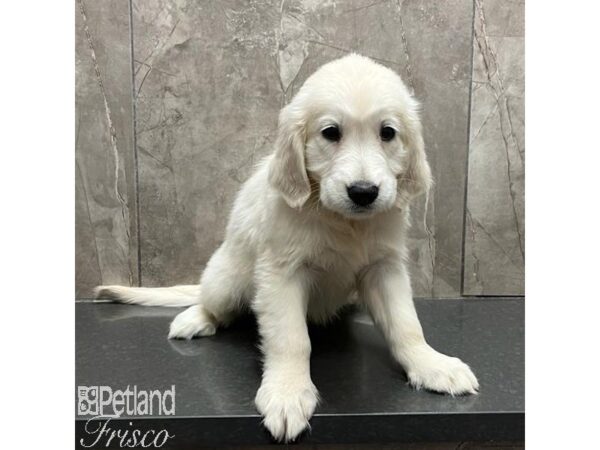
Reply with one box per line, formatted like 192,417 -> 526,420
96,54 -> 478,442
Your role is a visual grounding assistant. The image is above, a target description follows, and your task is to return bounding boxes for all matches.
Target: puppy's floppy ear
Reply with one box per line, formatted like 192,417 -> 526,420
268,104 -> 311,208
396,105 -> 433,206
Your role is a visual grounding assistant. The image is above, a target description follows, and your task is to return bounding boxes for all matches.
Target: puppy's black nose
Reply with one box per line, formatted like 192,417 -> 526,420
347,181 -> 379,206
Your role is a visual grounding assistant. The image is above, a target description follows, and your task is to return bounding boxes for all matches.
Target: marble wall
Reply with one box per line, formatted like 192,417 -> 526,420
463,0 -> 525,295
75,0 -> 139,298
75,0 -> 525,299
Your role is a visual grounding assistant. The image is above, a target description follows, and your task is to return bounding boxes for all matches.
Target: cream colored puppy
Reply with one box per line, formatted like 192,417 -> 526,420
96,54 -> 479,442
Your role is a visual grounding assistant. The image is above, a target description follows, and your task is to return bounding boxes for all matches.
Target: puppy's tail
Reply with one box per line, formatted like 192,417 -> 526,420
94,285 -> 199,307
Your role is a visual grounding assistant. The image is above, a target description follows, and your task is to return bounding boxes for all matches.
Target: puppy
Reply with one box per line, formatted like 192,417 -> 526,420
96,54 -> 479,442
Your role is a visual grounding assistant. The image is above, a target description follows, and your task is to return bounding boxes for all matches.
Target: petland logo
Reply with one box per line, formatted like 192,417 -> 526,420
78,385 -> 176,417
77,385 -> 176,448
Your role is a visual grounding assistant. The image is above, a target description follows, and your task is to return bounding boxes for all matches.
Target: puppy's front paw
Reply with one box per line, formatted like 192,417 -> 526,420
406,345 -> 479,395
255,376 -> 318,442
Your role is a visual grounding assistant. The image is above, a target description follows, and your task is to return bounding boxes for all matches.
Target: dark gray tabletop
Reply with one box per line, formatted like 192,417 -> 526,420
75,298 -> 524,447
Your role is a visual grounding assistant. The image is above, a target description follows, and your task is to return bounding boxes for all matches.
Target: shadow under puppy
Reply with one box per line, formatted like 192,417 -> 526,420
96,54 -> 479,443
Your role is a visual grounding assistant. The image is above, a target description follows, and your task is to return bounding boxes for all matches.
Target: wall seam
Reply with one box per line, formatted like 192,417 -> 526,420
127,0 -> 142,287
460,0 -> 477,296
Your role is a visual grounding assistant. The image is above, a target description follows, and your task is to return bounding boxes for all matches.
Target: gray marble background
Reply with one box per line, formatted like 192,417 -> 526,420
75,0 -> 524,299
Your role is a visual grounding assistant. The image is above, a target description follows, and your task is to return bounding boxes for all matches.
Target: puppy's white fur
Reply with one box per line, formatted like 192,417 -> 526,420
96,54 -> 478,442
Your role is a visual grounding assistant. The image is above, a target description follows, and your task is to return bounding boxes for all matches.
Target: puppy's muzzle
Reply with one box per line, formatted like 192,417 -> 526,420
347,181 -> 379,206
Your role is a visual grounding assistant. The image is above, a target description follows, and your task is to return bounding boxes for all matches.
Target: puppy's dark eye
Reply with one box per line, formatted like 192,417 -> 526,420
380,126 -> 396,142
321,125 -> 341,142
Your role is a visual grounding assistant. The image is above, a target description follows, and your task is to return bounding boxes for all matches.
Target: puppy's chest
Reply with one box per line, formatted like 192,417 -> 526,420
310,230 -> 379,280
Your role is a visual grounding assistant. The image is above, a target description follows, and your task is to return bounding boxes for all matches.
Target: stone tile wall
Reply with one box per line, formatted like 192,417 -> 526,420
75,0 -> 524,298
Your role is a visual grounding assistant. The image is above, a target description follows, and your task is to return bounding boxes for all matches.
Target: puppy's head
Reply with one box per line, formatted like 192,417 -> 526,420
269,54 -> 432,219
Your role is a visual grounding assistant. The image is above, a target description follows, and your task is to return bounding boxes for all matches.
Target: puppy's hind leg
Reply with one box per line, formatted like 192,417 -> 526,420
168,304 -> 217,339
168,243 -> 252,339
